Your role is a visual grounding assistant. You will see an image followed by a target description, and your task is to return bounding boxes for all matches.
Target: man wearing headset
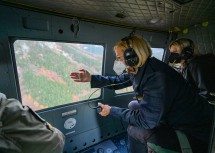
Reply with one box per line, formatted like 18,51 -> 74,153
70,35 -> 213,153
168,38 -> 215,102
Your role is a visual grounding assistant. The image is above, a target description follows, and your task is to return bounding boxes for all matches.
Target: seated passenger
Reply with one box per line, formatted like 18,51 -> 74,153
168,38 -> 215,101
0,92 -> 65,153
70,35 -> 213,153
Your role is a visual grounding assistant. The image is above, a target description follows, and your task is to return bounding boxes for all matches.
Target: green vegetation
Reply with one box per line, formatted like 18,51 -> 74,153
14,40 -> 102,110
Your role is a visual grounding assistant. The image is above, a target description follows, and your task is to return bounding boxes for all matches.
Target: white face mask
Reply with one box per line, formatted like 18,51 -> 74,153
113,60 -> 126,75
169,62 -> 183,73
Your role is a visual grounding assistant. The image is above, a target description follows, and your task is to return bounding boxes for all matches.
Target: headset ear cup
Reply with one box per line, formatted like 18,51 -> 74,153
124,48 -> 139,67
181,47 -> 193,60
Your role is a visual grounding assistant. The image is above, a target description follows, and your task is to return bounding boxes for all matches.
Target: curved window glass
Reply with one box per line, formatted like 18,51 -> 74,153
13,40 -> 104,111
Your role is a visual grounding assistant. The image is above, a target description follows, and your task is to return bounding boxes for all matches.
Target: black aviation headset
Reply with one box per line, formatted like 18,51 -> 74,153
121,36 -> 139,67
178,38 -> 194,60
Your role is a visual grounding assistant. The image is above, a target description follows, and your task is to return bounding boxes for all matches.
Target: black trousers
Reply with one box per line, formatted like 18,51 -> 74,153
127,101 -> 209,153
127,125 -> 181,153
127,125 -> 209,153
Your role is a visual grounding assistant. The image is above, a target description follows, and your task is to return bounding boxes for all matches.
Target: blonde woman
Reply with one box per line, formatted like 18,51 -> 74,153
71,35 -> 213,153
168,38 -> 215,101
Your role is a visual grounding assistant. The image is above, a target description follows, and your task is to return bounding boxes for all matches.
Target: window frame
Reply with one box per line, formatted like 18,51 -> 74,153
10,37 -> 106,111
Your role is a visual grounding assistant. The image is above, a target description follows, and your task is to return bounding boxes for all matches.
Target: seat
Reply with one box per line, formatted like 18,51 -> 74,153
187,53 -> 215,101
207,98 -> 215,153
186,54 -> 215,153
147,130 -> 193,153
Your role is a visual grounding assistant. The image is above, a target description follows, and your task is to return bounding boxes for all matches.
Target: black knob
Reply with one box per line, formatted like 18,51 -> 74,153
97,148 -> 104,153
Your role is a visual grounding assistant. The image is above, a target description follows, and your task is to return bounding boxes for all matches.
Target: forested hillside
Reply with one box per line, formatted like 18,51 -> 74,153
14,40 -> 103,110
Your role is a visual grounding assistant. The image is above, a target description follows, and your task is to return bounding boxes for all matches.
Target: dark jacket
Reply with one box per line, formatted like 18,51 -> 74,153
183,53 -> 215,101
91,57 -> 214,142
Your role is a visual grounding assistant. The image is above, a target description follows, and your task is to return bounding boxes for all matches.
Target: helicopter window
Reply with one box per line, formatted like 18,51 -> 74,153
13,40 -> 104,111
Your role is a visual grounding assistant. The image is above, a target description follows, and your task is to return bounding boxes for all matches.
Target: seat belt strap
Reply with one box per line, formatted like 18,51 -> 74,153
175,130 -> 193,153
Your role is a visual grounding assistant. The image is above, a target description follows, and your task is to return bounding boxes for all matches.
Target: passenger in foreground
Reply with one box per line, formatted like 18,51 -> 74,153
0,92 -> 65,153
70,35 -> 213,153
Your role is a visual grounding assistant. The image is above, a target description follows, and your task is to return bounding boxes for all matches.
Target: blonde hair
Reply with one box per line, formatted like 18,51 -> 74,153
113,35 -> 152,69
169,38 -> 197,55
